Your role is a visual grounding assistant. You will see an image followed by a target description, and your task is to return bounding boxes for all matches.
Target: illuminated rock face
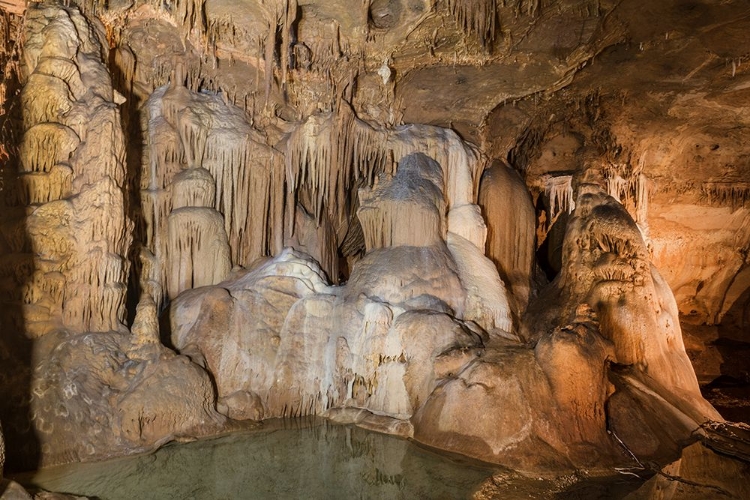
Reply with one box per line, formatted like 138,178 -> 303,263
18,4 -> 130,337
560,187 -> 696,392
413,184 -> 722,471
1,0 -> 749,481
525,182 -> 722,462
169,153 -> 506,428
0,4 -> 224,469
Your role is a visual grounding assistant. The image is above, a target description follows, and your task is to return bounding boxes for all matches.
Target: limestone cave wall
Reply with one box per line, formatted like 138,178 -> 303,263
0,0 -> 748,489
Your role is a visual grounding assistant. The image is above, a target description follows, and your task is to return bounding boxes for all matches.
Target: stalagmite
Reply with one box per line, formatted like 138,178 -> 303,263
479,161 -> 536,315
357,154 -> 446,252
171,248 -> 482,427
131,293 -> 160,346
527,184 -> 722,462
286,206 -> 340,282
447,232 -> 514,336
0,4 -> 229,471
171,168 -> 216,209
167,208 -> 231,299
388,125 -> 487,249
16,4 -> 131,334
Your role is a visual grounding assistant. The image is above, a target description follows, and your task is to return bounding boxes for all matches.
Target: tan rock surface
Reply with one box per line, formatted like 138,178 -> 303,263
626,440 -> 750,500
0,3 -> 225,470
0,0 -> 746,485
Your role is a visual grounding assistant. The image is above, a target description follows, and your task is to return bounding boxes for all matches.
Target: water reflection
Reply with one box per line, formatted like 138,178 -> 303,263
20,418 -> 495,499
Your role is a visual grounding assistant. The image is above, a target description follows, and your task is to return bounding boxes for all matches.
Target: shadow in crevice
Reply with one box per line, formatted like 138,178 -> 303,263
0,319 -> 40,473
0,28 -> 42,471
108,37 -> 150,331
716,283 -> 750,380
700,283 -> 750,424
0,110 -> 44,471
536,199 -> 568,282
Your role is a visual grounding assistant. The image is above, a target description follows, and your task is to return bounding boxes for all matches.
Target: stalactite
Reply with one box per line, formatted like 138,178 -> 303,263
140,190 -> 171,262
703,182 -> 750,211
166,207 -> 231,299
286,110 -> 487,252
606,173 -> 629,204
281,0 -> 297,89
18,165 -> 72,205
635,173 -> 649,224
446,0 -> 497,48
603,165 -> 650,228
203,130 -> 276,264
203,119 -> 284,265
263,18 -> 275,107
176,108 -> 210,169
113,45 -> 136,95
19,124 -> 79,174
173,0 -> 207,34
141,86 -> 178,280
515,0 -> 542,17
144,116 -> 183,190
286,104 -> 389,237
21,74 -> 73,128
545,175 -> 575,226
142,81 -> 286,295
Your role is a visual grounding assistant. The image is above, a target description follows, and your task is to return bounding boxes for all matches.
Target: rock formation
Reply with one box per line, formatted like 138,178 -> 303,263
170,151 -> 502,427
0,0 -> 749,495
0,3 -> 224,470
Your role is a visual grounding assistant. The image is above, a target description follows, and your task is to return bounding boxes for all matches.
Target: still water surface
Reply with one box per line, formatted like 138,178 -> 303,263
20,419 -> 497,499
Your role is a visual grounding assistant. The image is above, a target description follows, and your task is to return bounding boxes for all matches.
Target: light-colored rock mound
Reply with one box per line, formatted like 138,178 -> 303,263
31,331 -> 224,467
170,150 -> 499,425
